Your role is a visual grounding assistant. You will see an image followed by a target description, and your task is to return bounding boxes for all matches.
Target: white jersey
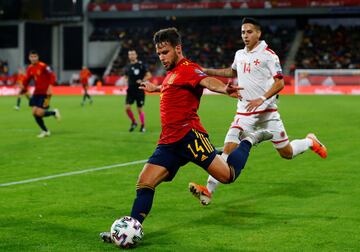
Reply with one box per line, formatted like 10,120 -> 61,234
231,40 -> 283,113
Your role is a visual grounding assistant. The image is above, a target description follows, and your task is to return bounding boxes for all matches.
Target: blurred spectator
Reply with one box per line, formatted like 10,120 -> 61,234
0,59 -> 9,76
90,19 -> 295,76
295,24 -> 360,69
91,0 -> 229,3
0,59 -> 10,85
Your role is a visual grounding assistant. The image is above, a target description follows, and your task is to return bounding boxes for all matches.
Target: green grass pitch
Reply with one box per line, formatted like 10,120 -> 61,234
0,94 -> 359,251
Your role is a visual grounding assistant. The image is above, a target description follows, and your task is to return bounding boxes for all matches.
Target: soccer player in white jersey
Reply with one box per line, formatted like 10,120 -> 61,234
189,17 -> 327,205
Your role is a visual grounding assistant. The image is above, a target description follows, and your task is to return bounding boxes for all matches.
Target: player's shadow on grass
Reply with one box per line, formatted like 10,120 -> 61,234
142,180 -> 339,249
237,179 -> 334,199
190,180 -> 339,229
141,226 -> 243,252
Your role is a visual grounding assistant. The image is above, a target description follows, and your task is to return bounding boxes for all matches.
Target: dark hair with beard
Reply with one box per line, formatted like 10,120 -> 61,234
153,27 -> 182,47
242,17 -> 261,31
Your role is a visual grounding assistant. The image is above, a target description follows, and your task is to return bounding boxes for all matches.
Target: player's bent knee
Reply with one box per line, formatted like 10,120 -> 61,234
207,167 -> 232,184
215,174 -> 231,184
279,149 -> 293,159
32,110 -> 41,117
207,156 -> 232,184
35,111 -> 43,117
136,163 -> 169,188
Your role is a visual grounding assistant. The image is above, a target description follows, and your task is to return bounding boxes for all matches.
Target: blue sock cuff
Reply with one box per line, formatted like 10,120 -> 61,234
131,187 -> 155,224
240,140 -> 252,151
226,142 -> 251,182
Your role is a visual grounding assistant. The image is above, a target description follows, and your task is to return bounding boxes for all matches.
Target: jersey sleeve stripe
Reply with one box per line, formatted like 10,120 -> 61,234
265,47 -> 276,55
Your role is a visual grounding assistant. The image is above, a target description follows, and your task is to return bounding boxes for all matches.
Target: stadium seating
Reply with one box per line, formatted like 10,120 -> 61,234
295,24 -> 360,70
89,20 -> 295,77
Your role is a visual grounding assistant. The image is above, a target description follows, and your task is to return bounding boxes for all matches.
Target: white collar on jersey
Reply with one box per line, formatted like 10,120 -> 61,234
245,40 -> 267,53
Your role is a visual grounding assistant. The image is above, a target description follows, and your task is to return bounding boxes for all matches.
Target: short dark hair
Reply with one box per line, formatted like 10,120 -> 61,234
153,27 -> 182,47
242,17 -> 261,31
29,50 -> 39,55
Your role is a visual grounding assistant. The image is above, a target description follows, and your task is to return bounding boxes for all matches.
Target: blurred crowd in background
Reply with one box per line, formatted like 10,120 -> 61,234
89,21 -> 359,77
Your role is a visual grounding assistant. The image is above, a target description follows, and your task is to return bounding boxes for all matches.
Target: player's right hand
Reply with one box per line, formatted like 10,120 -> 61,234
139,81 -> 160,92
225,80 -> 243,99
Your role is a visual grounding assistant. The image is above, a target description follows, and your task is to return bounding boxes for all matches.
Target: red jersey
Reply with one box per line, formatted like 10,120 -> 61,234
16,73 -> 26,86
158,58 -> 208,144
79,68 -> 91,85
23,61 -> 54,95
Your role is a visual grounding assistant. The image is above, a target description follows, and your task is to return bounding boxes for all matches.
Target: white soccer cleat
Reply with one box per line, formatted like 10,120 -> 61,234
240,129 -> 273,145
14,106 -> 20,111
37,131 -> 51,138
54,109 -> 61,121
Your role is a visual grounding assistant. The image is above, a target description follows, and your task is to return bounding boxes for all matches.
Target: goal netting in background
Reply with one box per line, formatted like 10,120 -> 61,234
294,69 -> 360,95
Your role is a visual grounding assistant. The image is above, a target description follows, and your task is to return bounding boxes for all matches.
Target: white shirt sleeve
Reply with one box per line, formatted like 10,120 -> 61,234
231,52 -> 238,71
267,54 -> 283,78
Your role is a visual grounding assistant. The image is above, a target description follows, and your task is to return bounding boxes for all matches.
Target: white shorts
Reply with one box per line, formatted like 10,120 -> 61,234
224,110 -> 289,149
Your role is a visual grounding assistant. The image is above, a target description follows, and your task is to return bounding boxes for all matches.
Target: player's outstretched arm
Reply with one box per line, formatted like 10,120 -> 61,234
46,85 -> 53,96
202,67 -> 237,78
200,77 -> 242,98
139,81 -> 161,92
245,77 -> 284,112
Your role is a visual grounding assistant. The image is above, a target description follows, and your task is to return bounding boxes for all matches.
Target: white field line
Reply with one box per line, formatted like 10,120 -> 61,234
0,146 -> 224,188
0,159 -> 148,187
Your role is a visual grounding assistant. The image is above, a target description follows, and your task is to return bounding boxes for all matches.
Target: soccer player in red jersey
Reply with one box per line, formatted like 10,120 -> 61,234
23,50 -> 61,138
100,28 -> 272,244
14,67 -> 30,110
79,66 -> 93,106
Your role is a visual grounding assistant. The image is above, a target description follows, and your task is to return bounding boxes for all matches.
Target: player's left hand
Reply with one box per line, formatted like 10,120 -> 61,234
245,98 -> 264,112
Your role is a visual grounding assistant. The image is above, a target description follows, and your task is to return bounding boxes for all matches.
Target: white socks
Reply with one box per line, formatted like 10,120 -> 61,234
206,175 -> 219,194
206,153 -> 228,193
220,152 -> 229,162
206,139 -> 313,195
290,138 -> 313,158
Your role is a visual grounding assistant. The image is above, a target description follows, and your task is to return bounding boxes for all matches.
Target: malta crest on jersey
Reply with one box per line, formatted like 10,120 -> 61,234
254,59 -> 260,66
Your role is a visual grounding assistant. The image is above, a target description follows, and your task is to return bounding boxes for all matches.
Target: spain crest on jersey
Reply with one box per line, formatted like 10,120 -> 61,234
167,73 -> 177,84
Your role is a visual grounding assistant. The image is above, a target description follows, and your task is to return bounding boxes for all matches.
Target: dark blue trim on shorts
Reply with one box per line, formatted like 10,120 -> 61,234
147,129 -> 217,181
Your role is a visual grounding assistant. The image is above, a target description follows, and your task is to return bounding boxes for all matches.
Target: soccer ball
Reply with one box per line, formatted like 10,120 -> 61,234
110,216 -> 144,248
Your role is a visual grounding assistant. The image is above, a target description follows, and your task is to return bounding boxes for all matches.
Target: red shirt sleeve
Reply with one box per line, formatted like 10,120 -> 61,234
22,66 -> 32,89
49,72 -> 56,85
181,63 -> 208,88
